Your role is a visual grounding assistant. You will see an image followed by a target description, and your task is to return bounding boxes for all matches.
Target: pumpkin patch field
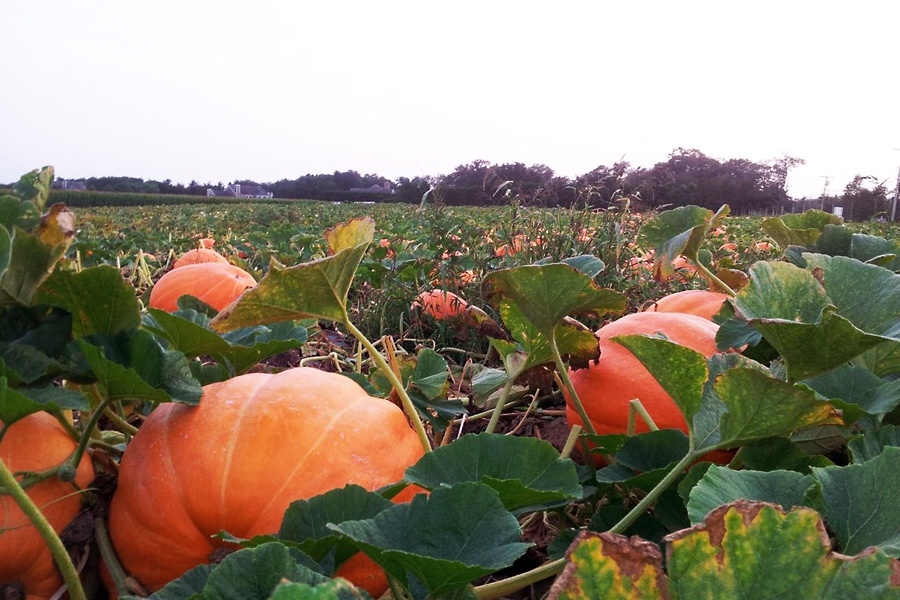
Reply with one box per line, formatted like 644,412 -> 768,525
2,167 -> 900,600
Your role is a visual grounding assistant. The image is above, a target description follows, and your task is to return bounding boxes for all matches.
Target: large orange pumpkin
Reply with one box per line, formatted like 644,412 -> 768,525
0,412 -> 95,600
645,289 -> 730,321
565,311 -> 720,437
148,262 -> 256,312
171,248 -> 229,270
107,367 -> 426,596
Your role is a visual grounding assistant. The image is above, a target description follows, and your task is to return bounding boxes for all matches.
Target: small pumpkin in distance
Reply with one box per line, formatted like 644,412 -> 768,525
565,311 -> 720,437
148,262 -> 256,312
0,412 -> 95,600
412,289 -> 469,320
107,367 -> 426,596
645,289 -> 730,321
171,247 -> 229,269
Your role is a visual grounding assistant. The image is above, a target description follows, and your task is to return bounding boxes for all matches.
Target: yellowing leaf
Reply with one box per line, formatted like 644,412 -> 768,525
323,216 -> 375,255
548,531 -> 666,599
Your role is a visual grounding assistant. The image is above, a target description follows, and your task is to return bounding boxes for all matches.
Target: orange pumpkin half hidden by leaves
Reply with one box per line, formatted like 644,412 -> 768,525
106,367 -> 426,597
1,412 -> 95,600
644,289 -> 730,321
171,247 -> 229,269
148,262 -> 256,312
411,289 -> 469,320
564,311 -> 733,464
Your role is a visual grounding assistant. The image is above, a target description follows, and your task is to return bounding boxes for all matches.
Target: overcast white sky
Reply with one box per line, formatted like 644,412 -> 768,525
2,2 -> 898,198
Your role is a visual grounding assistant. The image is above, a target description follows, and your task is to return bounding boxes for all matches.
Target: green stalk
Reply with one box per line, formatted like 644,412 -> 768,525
560,424 -> 582,459
550,336 -> 597,436
692,259 -> 736,297
628,399 -> 659,434
0,457 -> 87,600
475,556 -> 566,599
484,375 -> 517,434
609,448 -> 697,535
343,319 -> 432,453
94,515 -> 130,598
65,396 -> 112,474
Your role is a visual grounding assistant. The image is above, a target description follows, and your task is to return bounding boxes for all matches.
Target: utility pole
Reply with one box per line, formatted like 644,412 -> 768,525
820,175 -> 832,211
892,149 -> 900,221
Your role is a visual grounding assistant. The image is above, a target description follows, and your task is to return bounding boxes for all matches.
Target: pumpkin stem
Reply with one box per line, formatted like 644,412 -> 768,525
343,320 -> 432,453
693,259 -> 737,297
0,457 -> 88,600
484,376 -> 517,435
609,446 -> 698,535
550,336 -> 597,437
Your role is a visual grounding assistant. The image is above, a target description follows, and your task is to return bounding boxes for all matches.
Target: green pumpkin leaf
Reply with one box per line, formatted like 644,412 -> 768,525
595,429 -> 690,491
664,500 -> 900,599
330,483 -> 530,596
0,197 -> 40,233
0,225 -> 12,278
713,368 -> 843,447
686,466 -> 815,524
144,309 -> 309,378
734,260 -> 893,380
812,446 -> 900,556
74,331 -> 202,405
802,365 -> 900,423
36,265 -> 141,337
739,437 -> 834,473
411,348 -> 449,400
638,204 -> 729,281
761,209 -> 842,249
404,433 -> 583,514
613,335 -> 708,430
0,227 -> 66,306
200,542 -> 329,600
848,425 -> 900,464
0,377 -> 88,425
482,263 -> 624,340
13,166 -> 54,212
121,563 -> 213,600
275,484 -> 394,574
269,579 -> 374,600
209,243 -> 370,332
495,300 -> 600,377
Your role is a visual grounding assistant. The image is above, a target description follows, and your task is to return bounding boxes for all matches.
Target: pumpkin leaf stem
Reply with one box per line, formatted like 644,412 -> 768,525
93,514 -> 131,598
343,319 -> 432,453
484,375 -> 518,434
609,445 -> 698,536
551,336 -> 597,437
627,398 -> 660,435
0,457 -> 88,600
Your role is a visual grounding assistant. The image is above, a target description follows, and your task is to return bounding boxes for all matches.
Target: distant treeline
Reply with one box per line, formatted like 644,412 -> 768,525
24,147 -> 895,219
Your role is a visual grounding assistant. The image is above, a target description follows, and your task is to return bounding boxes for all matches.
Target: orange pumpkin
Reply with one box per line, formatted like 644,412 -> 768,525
645,289 -> 730,321
0,412 -> 94,600
107,367 -> 426,596
412,289 -> 469,320
565,311 -> 720,437
148,262 -> 256,312
171,248 -> 229,269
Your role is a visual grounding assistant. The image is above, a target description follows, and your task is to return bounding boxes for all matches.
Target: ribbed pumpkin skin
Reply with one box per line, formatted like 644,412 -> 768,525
646,289 -> 730,321
412,289 -> 468,320
107,367 -> 425,594
171,248 -> 229,269
0,412 -> 95,600
148,262 -> 256,312
565,311 -> 720,436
